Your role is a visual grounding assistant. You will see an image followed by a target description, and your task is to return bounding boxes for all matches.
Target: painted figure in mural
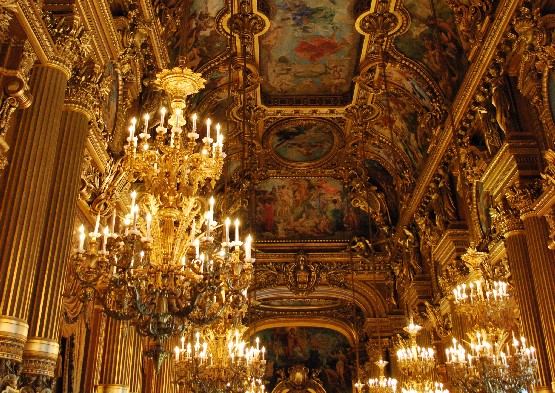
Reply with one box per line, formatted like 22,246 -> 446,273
335,350 -> 347,388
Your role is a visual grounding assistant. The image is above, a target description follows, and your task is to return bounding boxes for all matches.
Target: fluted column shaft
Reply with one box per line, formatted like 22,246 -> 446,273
0,64 -> 68,365
21,107 -> 89,380
521,213 -> 555,391
82,307 -> 107,393
504,228 -> 552,392
97,319 -> 134,393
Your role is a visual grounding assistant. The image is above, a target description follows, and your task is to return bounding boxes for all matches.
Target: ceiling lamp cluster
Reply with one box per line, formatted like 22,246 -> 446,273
395,319 -> 446,393
71,67 -> 254,350
360,358 -> 397,393
173,318 -> 266,393
445,248 -> 537,393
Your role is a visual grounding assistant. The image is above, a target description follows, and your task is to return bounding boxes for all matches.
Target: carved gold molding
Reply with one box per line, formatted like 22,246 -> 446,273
392,0 -> 521,244
97,384 -> 130,393
0,316 -> 29,362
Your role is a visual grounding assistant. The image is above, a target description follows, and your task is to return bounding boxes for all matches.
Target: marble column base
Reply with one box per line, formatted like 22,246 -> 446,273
97,384 -> 130,393
534,385 -> 554,393
0,316 -> 29,362
21,338 -> 59,377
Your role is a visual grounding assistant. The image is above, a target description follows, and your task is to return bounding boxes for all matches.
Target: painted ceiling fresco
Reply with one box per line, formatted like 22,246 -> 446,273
186,0 -> 228,70
259,0 -> 361,100
257,327 -> 352,393
150,0 -> 467,246
254,177 -> 369,240
393,0 -> 467,99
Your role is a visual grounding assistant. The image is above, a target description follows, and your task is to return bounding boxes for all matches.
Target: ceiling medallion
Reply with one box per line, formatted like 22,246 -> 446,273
285,252 -> 320,295
263,118 -> 341,168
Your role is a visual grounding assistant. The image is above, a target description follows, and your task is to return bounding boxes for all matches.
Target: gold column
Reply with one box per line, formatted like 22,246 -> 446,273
82,307 -> 107,393
21,62 -> 99,384
0,63 -> 69,374
520,212 -> 555,392
128,333 -> 144,393
97,319 -> 134,393
154,355 -> 178,393
500,207 -> 552,392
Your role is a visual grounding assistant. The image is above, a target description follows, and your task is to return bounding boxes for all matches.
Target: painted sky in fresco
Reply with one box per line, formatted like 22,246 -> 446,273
269,121 -> 336,163
259,0 -> 360,96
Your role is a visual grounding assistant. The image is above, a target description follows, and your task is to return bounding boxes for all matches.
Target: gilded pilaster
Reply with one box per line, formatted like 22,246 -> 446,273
496,200 -> 553,391
97,319 -> 134,393
155,355 -> 178,393
21,61 -> 100,386
509,184 -> 555,392
82,307 -> 107,393
0,64 -> 68,376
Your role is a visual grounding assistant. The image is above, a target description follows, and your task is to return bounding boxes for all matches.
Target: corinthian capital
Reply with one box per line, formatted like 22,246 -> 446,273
44,12 -> 92,77
64,60 -> 102,120
505,182 -> 542,216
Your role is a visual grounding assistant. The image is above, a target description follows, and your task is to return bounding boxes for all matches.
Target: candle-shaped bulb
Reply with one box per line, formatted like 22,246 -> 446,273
234,218 -> 240,242
94,212 -> 101,234
143,113 -> 150,133
78,225 -> 85,250
206,118 -> 211,139
160,107 -> 166,125
245,234 -> 252,260
225,217 -> 231,244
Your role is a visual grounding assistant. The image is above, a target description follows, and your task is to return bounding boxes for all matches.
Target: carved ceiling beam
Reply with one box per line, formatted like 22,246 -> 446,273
75,0 -> 122,64
391,0 -> 522,245
15,0 -> 56,66
138,0 -> 169,69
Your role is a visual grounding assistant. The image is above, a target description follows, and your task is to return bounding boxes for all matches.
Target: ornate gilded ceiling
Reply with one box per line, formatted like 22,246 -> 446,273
84,0 -> 481,337
123,0 -> 469,331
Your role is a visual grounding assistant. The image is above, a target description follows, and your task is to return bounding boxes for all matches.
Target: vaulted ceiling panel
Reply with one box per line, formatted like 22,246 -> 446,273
258,0 -> 362,104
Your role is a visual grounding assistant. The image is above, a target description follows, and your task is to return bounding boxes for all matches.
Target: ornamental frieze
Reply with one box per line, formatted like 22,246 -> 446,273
253,252 -> 390,294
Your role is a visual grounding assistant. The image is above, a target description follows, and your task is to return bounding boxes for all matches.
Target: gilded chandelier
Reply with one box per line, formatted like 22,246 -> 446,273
173,318 -> 266,393
445,248 -> 537,393
395,319 -> 446,393
71,66 -> 254,344
362,358 -> 397,393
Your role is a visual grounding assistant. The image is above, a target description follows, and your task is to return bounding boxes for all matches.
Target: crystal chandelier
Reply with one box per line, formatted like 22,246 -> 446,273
71,66 -> 253,345
452,248 -> 515,330
396,320 -> 435,381
365,358 -> 398,393
445,247 -> 538,393
445,332 -> 537,393
395,319 -> 446,393
400,382 -> 448,393
173,318 -> 266,393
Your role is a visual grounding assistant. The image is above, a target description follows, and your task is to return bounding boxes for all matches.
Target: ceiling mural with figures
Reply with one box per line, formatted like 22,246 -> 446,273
258,0 -> 361,101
